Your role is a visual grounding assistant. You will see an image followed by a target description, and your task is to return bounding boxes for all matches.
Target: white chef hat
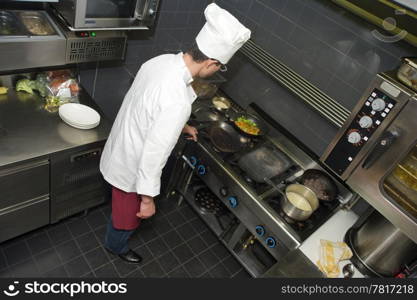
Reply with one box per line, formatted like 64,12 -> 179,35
196,3 -> 251,64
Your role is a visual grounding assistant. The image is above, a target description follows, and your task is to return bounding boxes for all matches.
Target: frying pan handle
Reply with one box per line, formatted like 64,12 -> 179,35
264,177 -> 286,198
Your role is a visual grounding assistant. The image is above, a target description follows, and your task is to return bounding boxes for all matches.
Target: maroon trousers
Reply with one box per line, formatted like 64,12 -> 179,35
111,186 -> 142,230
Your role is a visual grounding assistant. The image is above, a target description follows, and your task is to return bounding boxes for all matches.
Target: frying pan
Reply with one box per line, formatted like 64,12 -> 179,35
207,121 -> 250,153
232,112 -> 269,137
299,169 -> 338,202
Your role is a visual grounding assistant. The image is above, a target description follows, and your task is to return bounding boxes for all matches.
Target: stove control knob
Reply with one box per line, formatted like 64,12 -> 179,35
265,237 -> 277,248
347,131 -> 362,144
219,187 -> 228,197
255,225 -> 265,237
189,156 -> 198,167
371,98 -> 386,112
359,116 -> 373,129
228,196 -> 238,208
197,165 -> 207,176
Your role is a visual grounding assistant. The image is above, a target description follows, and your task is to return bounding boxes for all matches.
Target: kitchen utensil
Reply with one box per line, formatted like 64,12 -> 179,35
211,96 -> 231,112
191,80 -> 218,99
232,112 -> 269,137
208,121 -> 250,153
346,210 -> 417,277
264,178 -> 319,221
397,57 -> 417,92
59,103 -> 100,130
299,169 -> 338,202
192,106 -> 226,123
238,144 -> 292,183
342,263 -> 355,278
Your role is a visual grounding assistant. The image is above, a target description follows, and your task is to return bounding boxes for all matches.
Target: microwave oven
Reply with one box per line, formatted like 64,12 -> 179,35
51,0 -> 159,30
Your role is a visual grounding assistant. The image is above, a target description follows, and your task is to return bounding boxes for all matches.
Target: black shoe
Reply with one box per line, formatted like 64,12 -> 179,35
117,249 -> 143,264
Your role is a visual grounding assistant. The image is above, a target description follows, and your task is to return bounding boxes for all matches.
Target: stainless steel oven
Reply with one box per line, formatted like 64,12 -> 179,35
51,0 -> 159,30
322,71 -> 417,244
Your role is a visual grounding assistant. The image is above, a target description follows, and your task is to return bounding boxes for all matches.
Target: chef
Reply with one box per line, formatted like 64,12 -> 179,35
100,3 -> 251,264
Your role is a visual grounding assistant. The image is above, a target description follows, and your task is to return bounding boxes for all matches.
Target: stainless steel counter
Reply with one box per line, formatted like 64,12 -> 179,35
0,88 -> 111,168
263,249 -> 325,278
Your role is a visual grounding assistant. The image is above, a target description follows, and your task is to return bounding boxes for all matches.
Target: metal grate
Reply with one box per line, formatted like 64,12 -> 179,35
67,38 -> 126,63
239,40 -> 351,128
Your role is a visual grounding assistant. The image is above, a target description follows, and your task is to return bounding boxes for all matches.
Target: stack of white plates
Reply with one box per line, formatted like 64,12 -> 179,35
59,103 -> 101,130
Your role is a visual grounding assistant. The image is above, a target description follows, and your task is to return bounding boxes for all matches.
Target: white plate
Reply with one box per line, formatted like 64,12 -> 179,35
59,103 -> 100,127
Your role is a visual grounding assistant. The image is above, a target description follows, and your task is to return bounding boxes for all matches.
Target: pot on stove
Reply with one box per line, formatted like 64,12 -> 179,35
281,184 -> 319,221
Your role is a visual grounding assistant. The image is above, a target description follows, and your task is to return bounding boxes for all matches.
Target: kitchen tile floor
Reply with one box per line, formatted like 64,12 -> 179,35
0,196 -> 251,278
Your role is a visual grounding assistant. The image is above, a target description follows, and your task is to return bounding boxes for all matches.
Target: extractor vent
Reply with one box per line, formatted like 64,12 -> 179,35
66,37 -> 126,63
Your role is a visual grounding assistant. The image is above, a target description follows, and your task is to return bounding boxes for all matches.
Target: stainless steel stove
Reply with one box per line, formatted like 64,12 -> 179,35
167,98 -> 356,277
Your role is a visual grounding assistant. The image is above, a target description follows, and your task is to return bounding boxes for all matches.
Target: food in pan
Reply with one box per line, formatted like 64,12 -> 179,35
286,192 -> 312,211
234,116 -> 260,135
21,16 -> 54,35
212,96 -> 231,110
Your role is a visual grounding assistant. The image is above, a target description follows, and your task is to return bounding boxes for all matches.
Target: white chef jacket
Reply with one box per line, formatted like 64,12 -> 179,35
100,52 -> 197,197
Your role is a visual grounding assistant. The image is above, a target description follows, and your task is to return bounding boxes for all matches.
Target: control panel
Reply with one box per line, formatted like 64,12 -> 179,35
324,88 -> 397,175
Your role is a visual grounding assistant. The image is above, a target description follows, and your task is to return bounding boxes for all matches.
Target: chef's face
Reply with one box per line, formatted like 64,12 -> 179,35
198,59 -> 222,78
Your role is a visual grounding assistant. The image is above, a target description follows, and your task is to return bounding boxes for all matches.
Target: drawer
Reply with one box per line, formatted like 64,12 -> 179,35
0,159 -> 49,210
0,195 -> 49,243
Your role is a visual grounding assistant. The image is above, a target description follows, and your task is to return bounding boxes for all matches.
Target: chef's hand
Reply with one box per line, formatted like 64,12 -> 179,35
136,195 -> 155,219
182,124 -> 198,142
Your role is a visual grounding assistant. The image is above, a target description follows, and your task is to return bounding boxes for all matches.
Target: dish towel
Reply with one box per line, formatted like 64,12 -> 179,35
316,239 -> 353,278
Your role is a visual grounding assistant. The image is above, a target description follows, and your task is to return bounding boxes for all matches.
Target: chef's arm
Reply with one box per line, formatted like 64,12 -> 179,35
135,100 -> 189,197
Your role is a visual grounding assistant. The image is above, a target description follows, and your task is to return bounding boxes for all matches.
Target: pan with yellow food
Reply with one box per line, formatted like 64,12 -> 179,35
233,113 -> 268,137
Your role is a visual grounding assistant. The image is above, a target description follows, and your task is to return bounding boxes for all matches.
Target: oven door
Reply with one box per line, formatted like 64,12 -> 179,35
71,0 -> 158,30
347,99 -> 417,244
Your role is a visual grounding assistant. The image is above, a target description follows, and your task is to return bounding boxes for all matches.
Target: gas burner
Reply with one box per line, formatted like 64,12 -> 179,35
195,187 -> 227,216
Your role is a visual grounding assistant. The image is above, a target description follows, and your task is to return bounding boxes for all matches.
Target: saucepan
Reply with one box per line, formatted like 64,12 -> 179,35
265,177 -> 319,221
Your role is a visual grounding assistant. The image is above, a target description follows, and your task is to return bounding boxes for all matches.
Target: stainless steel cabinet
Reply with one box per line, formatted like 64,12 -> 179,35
0,159 -> 50,243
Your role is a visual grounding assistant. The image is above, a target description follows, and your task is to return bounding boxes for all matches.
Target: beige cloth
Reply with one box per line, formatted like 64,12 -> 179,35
316,239 -> 353,278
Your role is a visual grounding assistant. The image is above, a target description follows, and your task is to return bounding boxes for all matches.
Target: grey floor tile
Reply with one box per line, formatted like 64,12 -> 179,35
161,229 -> 184,249
222,256 -> 242,275
48,223 -> 73,245
200,230 -> 218,247
210,243 -> 230,260
3,241 -> 31,266
26,232 -> 53,256
146,237 -> 169,258
165,211 -> 186,227
232,268 -> 252,278
126,269 -> 145,278
34,248 -> 62,274
183,257 -> 206,277
209,263 -> 231,278
158,251 -> 180,274
85,209 -> 108,229
9,258 -> 41,277
178,204 -> 197,220
172,243 -> 194,264
198,249 -> 219,269
44,266 -> 68,278
189,217 -> 208,233
187,235 -> 208,255
76,232 -> 100,253
55,240 -> 82,264
152,216 -> 174,235
128,234 -> 143,250
199,272 -> 212,278
64,256 -> 92,277
140,260 -> 165,278
168,266 -> 190,278
94,263 -> 119,278
85,247 -> 110,270
176,222 -> 198,241
136,226 -> 159,244
66,218 -> 92,238
0,268 -> 11,278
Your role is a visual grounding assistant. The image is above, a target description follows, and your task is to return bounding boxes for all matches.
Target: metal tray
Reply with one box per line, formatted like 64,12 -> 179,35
19,11 -> 56,36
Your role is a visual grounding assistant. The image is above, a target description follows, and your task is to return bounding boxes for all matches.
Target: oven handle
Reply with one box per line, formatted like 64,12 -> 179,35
362,129 -> 400,169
